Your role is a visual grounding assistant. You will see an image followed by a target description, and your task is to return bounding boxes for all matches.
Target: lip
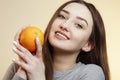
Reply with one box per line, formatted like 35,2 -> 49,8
55,31 -> 70,40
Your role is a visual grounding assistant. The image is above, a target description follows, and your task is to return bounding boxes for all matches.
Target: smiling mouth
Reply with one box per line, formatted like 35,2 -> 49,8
55,31 -> 69,40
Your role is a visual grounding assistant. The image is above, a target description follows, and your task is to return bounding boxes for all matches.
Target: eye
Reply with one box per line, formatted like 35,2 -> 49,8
75,23 -> 83,29
57,14 -> 66,19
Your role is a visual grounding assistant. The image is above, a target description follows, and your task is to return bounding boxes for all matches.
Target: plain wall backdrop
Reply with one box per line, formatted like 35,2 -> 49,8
0,0 -> 120,80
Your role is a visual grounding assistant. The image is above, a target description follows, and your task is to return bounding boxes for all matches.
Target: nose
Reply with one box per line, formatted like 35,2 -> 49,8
60,20 -> 71,32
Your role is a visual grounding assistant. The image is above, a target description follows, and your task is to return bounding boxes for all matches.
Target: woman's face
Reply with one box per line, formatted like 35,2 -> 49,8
48,3 -> 93,53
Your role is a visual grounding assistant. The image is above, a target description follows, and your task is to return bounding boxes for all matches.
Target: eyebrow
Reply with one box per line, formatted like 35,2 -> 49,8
76,16 -> 88,25
61,9 -> 70,14
61,9 -> 88,25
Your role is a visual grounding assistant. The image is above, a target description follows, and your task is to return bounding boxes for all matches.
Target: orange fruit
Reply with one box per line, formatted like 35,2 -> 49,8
19,26 -> 44,53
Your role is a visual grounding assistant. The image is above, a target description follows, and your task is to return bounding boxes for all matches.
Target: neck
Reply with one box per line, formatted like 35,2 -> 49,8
53,49 -> 79,72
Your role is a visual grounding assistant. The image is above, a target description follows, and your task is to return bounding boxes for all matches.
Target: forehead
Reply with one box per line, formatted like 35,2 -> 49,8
62,3 -> 93,26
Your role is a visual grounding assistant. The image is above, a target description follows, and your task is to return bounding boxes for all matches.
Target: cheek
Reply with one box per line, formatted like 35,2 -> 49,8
71,32 -> 90,48
48,29 -> 54,43
52,19 -> 61,28
49,21 -> 58,38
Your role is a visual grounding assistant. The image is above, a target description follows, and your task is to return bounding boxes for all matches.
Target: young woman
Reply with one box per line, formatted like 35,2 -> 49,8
3,0 -> 110,80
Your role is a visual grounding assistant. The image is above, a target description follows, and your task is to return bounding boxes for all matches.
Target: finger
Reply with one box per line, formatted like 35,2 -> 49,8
35,37 -> 42,58
12,58 -> 29,71
13,41 -> 33,57
12,47 -> 31,63
13,41 -> 33,62
14,25 -> 30,42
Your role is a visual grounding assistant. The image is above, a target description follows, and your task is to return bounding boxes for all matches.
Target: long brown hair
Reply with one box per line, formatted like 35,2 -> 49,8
42,0 -> 110,80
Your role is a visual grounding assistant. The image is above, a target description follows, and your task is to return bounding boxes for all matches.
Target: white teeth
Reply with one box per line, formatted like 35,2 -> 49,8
56,32 -> 67,40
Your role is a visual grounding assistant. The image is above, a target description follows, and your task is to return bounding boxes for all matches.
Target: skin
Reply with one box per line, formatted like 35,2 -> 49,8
49,3 -> 93,71
13,26 -> 45,80
12,3 -> 93,80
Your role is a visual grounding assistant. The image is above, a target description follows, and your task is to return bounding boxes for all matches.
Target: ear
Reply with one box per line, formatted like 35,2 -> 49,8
81,42 -> 93,52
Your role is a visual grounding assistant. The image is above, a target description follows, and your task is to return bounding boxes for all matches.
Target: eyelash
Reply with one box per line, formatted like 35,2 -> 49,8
57,14 -> 83,29
57,14 -> 66,19
75,23 -> 83,29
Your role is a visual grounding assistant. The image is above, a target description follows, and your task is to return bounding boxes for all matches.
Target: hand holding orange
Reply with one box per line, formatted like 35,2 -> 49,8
19,26 -> 44,53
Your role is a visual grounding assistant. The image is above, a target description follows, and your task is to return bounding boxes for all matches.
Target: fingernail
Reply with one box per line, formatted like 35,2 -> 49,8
13,41 -> 17,45
36,37 -> 39,42
12,58 -> 16,61
12,47 -> 17,51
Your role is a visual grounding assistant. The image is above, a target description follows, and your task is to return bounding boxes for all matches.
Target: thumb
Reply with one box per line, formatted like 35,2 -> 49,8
35,37 -> 42,58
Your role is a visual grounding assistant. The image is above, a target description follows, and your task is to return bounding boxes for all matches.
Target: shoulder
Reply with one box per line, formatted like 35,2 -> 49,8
85,64 -> 104,72
76,62 -> 105,80
77,62 -> 103,71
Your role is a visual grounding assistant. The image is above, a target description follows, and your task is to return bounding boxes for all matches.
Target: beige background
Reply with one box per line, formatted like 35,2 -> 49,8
0,0 -> 120,80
